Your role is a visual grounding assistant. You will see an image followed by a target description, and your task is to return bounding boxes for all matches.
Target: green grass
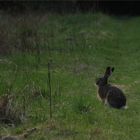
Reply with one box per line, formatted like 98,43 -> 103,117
0,13 -> 140,140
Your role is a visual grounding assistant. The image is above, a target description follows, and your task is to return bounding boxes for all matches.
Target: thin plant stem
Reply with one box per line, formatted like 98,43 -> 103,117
48,61 -> 52,119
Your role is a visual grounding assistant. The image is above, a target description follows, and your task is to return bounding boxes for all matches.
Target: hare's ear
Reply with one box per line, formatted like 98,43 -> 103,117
112,67 -> 115,72
104,67 -> 111,77
104,66 -> 112,77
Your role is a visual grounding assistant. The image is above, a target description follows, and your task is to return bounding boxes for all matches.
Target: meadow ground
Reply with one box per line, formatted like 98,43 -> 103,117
0,13 -> 140,140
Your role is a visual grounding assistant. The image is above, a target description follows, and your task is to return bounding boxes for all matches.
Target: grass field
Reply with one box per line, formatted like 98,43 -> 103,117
0,13 -> 140,140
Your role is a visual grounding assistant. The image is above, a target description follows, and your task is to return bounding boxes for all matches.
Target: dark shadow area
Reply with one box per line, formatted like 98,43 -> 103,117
0,1 -> 140,15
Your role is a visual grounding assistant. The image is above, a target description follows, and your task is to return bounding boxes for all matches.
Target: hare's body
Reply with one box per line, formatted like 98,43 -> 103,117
96,67 -> 127,109
98,85 -> 126,108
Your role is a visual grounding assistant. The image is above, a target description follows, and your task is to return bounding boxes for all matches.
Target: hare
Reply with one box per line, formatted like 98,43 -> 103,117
96,66 -> 127,109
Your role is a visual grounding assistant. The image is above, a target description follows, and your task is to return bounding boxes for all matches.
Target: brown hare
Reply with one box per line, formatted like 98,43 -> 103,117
96,66 -> 127,109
